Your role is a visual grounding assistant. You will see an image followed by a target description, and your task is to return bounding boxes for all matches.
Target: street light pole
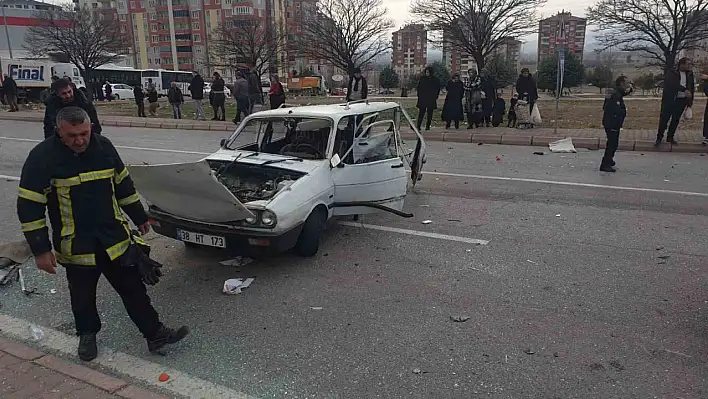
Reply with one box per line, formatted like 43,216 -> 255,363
1,0 -> 14,59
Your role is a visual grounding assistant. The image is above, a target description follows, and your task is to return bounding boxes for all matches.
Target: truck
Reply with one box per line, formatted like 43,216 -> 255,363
286,76 -> 328,96
1,58 -> 86,103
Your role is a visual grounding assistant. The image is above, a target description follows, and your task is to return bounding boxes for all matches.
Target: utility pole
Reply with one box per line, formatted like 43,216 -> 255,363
1,0 -> 14,59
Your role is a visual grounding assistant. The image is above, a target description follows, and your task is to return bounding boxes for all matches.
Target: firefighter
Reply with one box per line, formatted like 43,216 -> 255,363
17,106 -> 188,361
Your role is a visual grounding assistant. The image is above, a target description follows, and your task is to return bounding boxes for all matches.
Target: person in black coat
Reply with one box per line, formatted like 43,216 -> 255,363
492,95 -> 506,127
600,76 -> 631,173
701,73 -> 708,146
441,74 -> 464,129
43,78 -> 101,139
515,68 -> 538,126
416,66 -> 440,131
481,75 -> 496,127
656,57 -> 694,145
133,84 -> 146,117
188,71 -> 205,120
2,74 -> 19,111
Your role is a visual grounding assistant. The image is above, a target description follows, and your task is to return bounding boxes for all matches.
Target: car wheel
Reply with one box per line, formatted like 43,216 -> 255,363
294,208 -> 327,257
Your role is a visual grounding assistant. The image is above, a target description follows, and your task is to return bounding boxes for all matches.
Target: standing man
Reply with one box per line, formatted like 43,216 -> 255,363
18,106 -> 188,361
2,74 -> 19,112
600,76 -> 631,173
104,82 -> 113,102
231,71 -> 250,124
245,65 -> 262,113
188,71 -> 205,120
346,67 -> 368,102
211,72 -> 226,121
133,84 -> 146,117
415,66 -> 440,131
656,57 -> 694,145
43,78 -> 101,139
146,80 -> 159,117
464,69 -> 483,129
167,81 -> 184,119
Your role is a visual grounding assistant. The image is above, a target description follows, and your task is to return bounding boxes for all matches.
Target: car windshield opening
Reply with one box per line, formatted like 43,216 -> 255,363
226,117 -> 333,160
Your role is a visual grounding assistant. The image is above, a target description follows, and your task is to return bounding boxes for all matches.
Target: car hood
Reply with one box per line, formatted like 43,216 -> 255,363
128,160 -> 255,223
206,149 -> 323,174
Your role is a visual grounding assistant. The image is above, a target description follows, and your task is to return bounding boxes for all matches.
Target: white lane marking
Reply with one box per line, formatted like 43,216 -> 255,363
2,134 -> 706,197
0,174 -> 20,181
0,136 -> 210,155
339,221 -> 489,245
422,171 -> 708,198
0,313 -> 257,399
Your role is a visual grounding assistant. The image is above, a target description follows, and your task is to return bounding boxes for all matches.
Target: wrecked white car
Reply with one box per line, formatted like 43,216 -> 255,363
127,101 -> 426,257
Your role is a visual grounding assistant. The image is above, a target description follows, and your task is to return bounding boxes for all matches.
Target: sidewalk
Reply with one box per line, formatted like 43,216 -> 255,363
0,336 -> 170,399
1,110 -> 706,153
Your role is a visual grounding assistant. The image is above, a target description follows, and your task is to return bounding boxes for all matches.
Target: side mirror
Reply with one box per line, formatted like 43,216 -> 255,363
330,154 -> 341,168
220,138 -> 226,148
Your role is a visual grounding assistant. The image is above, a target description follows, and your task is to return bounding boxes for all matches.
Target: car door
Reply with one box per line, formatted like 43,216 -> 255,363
396,106 -> 427,187
330,115 -> 408,216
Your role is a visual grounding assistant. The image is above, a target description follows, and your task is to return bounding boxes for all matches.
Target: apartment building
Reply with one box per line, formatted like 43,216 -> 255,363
537,11 -> 587,65
492,37 -> 522,73
75,0 -> 287,80
391,24 -> 427,86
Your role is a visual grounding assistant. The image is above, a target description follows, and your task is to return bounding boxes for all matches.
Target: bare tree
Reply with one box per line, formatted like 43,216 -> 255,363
587,0 -> 708,72
24,4 -> 128,81
210,18 -> 288,78
410,0 -> 545,69
300,0 -> 394,74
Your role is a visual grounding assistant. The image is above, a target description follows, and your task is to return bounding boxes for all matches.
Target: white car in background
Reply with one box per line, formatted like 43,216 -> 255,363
203,82 -> 232,99
127,101 -> 427,258
104,83 -> 135,100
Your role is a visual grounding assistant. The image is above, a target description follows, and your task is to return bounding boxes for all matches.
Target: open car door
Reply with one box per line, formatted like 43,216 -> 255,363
330,117 -> 410,217
398,106 -> 427,187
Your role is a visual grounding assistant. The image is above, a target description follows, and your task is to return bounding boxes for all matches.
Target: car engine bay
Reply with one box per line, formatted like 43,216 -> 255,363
209,160 -> 304,203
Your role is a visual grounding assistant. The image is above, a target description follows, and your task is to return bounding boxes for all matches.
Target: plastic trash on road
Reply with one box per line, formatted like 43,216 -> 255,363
549,138 -> 577,153
222,278 -> 255,295
29,324 -> 44,341
219,257 -> 253,267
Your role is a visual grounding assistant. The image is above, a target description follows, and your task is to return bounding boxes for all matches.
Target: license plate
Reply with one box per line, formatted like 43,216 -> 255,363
178,230 -> 226,248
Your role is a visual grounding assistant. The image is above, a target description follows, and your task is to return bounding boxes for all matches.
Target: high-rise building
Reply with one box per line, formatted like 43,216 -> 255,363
492,37 -> 522,73
75,0 -> 287,80
391,24 -> 427,85
537,11 -> 586,65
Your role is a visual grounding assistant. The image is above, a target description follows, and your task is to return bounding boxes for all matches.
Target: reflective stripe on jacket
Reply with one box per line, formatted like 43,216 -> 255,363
17,134 -> 148,266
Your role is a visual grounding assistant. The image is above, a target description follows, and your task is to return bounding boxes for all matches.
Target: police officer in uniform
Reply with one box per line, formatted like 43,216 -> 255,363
17,106 -> 188,361
600,76 -> 631,173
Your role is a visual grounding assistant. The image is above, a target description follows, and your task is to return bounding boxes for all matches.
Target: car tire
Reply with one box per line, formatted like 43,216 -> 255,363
294,208 -> 327,257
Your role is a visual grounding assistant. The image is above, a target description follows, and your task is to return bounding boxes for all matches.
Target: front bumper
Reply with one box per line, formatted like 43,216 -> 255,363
148,209 -> 304,256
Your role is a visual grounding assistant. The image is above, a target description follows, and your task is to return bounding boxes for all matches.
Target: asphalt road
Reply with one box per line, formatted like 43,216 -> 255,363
1,121 -> 707,398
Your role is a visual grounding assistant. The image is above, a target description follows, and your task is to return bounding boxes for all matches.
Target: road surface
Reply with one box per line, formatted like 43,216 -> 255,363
0,120 -> 707,398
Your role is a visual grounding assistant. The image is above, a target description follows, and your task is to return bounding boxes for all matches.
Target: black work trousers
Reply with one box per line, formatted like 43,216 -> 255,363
657,98 -> 689,140
136,102 -> 146,117
417,107 -> 434,130
601,128 -> 619,167
65,249 -> 161,338
212,93 -> 226,121
703,103 -> 708,140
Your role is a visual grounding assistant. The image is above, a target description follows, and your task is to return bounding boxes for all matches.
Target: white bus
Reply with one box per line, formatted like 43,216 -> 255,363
141,69 -> 192,96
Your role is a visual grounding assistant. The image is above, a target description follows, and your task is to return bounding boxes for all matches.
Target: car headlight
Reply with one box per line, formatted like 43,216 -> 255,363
260,210 -> 277,227
244,215 -> 257,225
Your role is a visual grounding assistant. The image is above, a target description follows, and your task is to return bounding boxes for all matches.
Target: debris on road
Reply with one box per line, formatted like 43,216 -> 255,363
222,277 -> 255,295
658,255 -> 670,259
0,265 -> 19,286
523,349 -> 536,355
450,316 -> 470,322
477,142 -> 483,146
219,257 -> 253,267
495,156 -> 502,162
412,368 -> 422,374
549,138 -> 577,153
448,219 -> 461,222
609,360 -> 625,371
656,246 -> 664,251
29,324 -> 44,341
419,204 -> 429,207
526,260 -> 537,264
310,306 -> 323,310
49,289 -> 56,294
158,373 -> 170,382
555,214 -> 561,217
533,151 -> 545,155
422,220 -> 432,224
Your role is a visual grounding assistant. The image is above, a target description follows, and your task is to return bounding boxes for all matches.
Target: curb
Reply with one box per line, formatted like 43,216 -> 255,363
0,337 -> 171,398
2,113 -> 707,153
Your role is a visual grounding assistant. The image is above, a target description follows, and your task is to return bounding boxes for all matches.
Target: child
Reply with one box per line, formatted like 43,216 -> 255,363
508,93 -> 518,128
492,96 -> 505,127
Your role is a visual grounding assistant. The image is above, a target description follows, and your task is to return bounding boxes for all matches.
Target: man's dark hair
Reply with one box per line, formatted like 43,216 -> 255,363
678,57 -> 690,67
615,75 -> 627,86
55,106 -> 89,128
53,77 -> 71,91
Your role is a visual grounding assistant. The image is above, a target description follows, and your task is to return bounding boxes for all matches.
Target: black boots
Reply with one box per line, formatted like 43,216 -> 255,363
147,325 -> 190,353
78,334 -> 98,361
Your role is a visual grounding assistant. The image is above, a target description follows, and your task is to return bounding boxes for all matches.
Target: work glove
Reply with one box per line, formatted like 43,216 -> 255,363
120,243 -> 163,286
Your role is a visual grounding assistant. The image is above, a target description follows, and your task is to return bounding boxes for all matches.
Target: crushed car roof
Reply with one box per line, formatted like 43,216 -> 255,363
252,101 -> 401,119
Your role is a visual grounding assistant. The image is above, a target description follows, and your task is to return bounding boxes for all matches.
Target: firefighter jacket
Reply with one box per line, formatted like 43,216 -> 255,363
17,134 -> 148,266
